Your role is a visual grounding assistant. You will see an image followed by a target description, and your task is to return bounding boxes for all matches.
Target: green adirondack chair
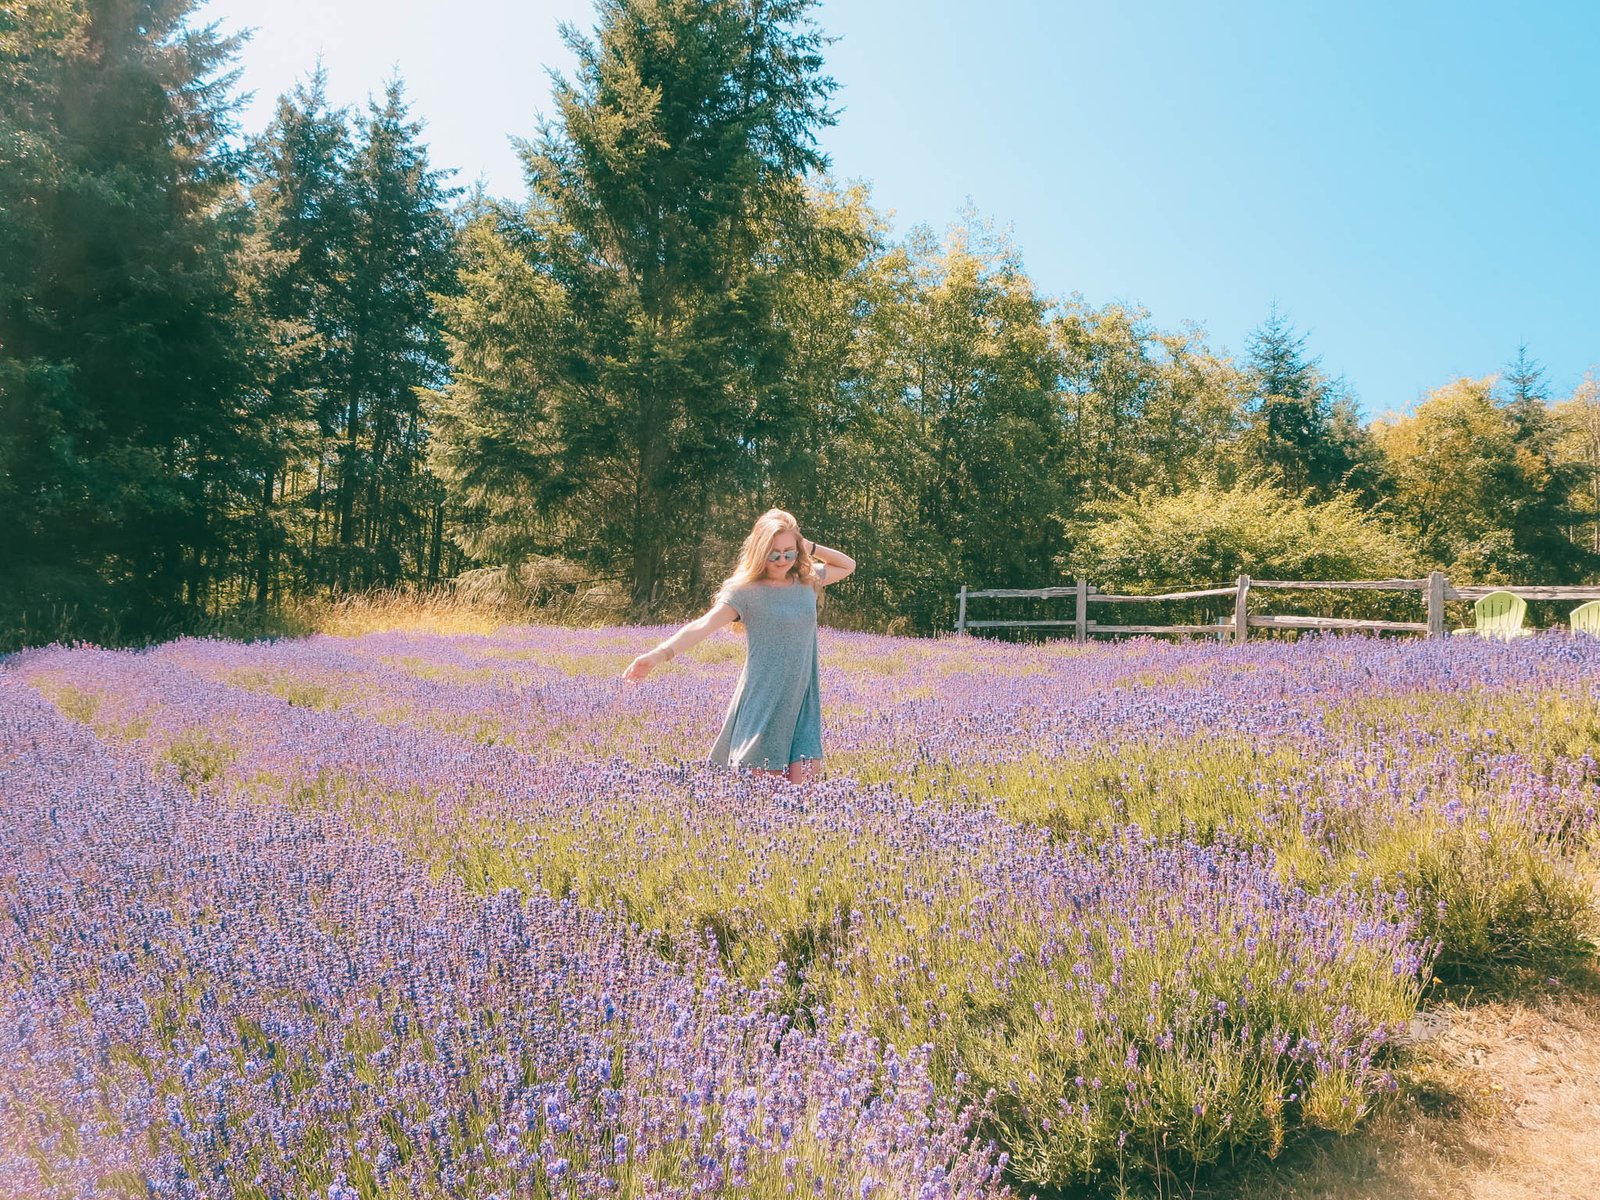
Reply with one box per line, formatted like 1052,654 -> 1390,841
1467,590 -> 1531,640
1571,599 -> 1600,636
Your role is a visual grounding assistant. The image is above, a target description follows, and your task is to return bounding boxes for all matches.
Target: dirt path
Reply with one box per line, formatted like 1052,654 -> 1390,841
1193,981 -> 1600,1200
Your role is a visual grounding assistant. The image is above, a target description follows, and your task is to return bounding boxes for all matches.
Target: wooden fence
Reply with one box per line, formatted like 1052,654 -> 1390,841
954,574 -> 1600,641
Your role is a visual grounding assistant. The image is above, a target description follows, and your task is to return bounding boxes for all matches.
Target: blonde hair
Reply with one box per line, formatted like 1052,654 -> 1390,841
715,509 -> 823,620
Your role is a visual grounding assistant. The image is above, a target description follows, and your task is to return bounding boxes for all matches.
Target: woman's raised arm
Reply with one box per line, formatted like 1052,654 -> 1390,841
806,538 -> 856,586
621,600 -> 739,683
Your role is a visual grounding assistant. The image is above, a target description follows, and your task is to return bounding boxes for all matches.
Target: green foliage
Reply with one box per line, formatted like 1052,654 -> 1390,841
1555,373 -> 1600,557
242,74 -> 461,598
1239,305 -> 1369,500
1366,822 -> 1594,984
0,0 -> 255,642
0,5 -> 463,655
1054,300 -> 1246,496
6,2 -> 1600,651
849,211 -> 1070,632
429,0 -> 839,615
1495,346 -> 1596,579
424,207 -> 574,572
1061,481 -> 1418,589
234,67 -> 356,607
1373,373 -> 1600,582
319,80 -> 460,591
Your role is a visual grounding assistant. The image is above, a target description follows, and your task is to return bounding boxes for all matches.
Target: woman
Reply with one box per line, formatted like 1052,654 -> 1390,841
621,509 -> 855,784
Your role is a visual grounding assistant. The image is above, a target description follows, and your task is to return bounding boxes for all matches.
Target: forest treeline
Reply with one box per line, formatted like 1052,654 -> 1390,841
3,0 -> 1598,649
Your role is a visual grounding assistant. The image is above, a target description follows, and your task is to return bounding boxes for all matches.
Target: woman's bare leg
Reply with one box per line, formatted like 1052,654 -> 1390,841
787,758 -> 822,785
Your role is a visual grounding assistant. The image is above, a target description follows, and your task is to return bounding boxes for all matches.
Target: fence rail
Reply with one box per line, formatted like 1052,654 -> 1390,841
954,574 -> 1600,642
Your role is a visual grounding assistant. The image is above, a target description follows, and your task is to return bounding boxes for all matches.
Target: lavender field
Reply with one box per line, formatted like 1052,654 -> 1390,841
3,628 -> 1598,1198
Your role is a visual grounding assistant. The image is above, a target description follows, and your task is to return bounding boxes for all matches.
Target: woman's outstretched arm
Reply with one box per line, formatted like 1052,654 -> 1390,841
806,537 -> 857,586
622,600 -> 740,683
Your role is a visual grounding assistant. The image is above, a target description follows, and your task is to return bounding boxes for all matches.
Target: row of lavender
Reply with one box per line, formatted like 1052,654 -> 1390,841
101,622 -> 1600,780
107,626 -> 1600,978
0,635 -> 1475,1191
0,676 -> 1008,1199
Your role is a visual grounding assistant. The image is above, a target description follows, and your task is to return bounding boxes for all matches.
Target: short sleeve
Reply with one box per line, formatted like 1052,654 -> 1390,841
720,585 -> 746,620
814,563 -> 827,583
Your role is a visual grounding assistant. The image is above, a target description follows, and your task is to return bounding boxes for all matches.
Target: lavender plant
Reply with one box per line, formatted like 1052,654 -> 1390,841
0,678 -> 1008,1199
9,630 -> 1542,1191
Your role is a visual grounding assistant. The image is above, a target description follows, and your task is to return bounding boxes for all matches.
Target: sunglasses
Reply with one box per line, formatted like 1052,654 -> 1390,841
766,548 -> 799,563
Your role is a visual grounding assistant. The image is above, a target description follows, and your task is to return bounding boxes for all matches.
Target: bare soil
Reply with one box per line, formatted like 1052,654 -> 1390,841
1186,973 -> 1600,1200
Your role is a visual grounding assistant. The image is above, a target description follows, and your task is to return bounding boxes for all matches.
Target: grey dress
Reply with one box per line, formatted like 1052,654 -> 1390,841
708,567 -> 826,770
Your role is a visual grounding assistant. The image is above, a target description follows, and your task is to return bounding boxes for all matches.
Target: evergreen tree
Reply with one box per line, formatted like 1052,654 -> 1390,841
1240,305 -> 1358,497
238,72 -> 458,600
1503,342 -> 1550,417
0,0 -> 255,641
238,66 -> 356,606
432,0 -> 838,615
317,78 -> 459,591
1495,345 -> 1591,577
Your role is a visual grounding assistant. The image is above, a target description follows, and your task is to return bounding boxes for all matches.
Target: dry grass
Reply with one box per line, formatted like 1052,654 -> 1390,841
204,583 -> 639,641
281,587 -> 529,638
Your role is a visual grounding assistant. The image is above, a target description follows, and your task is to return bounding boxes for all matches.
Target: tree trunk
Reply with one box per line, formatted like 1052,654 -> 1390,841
337,323 -> 367,588
255,466 -> 274,609
629,370 -> 670,614
686,485 -> 712,600
630,508 -> 663,616
310,457 -> 324,590
428,499 -> 444,584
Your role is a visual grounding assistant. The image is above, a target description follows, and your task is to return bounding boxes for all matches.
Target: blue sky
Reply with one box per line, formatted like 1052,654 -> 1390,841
202,0 -> 1598,419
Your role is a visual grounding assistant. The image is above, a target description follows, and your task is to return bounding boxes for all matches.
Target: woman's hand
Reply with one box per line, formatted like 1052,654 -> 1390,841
622,649 -> 666,683
805,538 -> 857,586
621,603 -> 734,684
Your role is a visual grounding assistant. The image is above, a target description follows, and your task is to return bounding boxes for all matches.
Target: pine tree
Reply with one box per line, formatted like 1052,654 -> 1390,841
314,78 -> 459,591
1503,342 -> 1550,417
238,72 -> 458,599
0,0 -> 255,642
1241,305 -> 1357,498
238,65 -> 356,606
432,0 -> 838,615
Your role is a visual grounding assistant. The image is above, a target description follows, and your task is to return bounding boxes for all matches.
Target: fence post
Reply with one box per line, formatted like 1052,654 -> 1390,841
1075,578 -> 1088,645
1233,574 -> 1251,643
1427,571 -> 1446,638
956,585 -> 968,634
